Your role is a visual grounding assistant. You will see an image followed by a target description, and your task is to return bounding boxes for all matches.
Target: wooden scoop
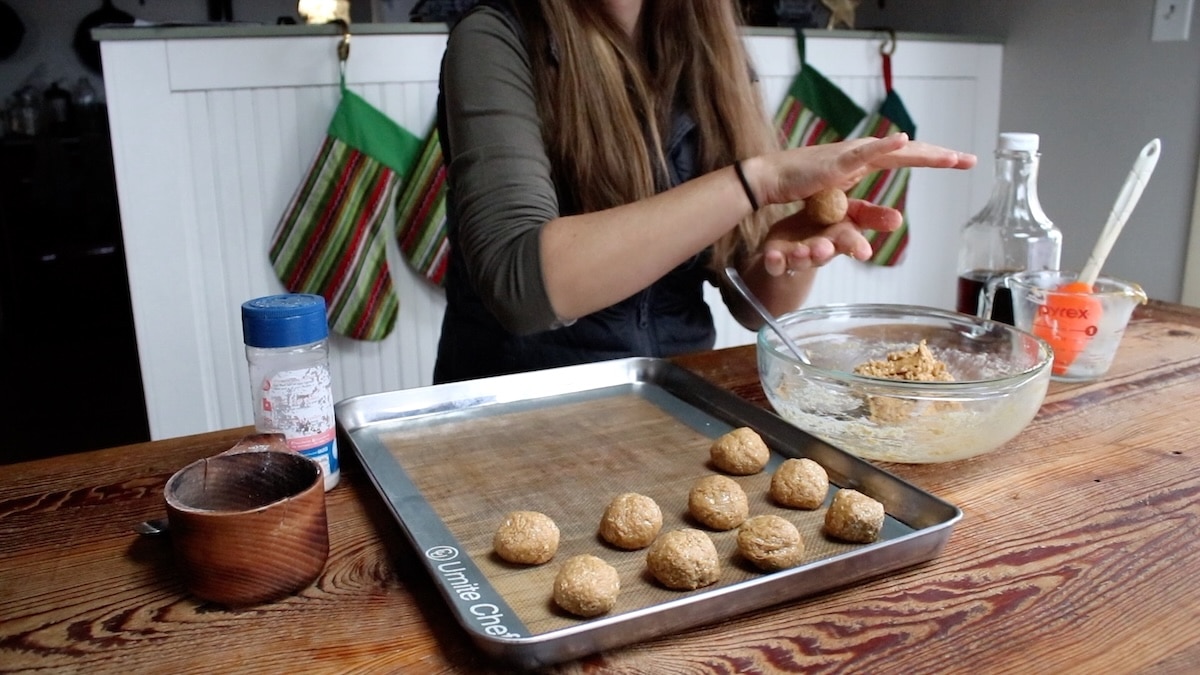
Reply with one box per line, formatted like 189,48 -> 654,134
1037,138 -> 1160,374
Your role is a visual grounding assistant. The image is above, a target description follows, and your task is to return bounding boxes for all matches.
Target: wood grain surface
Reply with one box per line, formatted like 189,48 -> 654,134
2,300 -> 1199,674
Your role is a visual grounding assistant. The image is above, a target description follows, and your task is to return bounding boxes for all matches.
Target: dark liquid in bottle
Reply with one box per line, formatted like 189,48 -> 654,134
956,270 -> 1014,325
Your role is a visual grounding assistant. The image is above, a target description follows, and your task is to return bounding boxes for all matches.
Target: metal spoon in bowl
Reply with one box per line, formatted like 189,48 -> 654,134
723,266 -> 811,365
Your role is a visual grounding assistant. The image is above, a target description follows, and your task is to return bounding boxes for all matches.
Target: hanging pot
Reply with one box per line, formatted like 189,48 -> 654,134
73,0 -> 135,74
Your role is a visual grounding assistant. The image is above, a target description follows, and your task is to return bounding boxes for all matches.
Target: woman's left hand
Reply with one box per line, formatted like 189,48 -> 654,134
759,198 -> 902,276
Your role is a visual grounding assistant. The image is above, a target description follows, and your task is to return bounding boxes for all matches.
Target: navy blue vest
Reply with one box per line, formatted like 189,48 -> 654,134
432,2 -> 716,383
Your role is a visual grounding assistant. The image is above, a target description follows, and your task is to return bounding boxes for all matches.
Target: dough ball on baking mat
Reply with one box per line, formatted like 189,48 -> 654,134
737,515 -> 805,571
599,492 -> 663,550
493,510 -> 559,565
770,457 -> 830,510
823,490 -> 885,544
688,475 -> 749,531
710,427 -> 770,475
646,528 -> 720,590
553,554 -> 620,618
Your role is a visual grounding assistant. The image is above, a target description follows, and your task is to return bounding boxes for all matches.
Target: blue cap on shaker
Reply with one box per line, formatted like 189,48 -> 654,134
241,294 -> 329,348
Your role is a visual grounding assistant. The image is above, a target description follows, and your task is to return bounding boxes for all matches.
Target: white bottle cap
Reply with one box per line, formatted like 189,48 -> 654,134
997,132 -> 1040,153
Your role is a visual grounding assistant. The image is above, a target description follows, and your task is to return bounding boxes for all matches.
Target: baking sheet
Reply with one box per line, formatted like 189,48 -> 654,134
336,357 -> 962,669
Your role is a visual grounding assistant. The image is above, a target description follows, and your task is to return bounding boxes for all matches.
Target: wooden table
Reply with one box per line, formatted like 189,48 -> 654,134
3,300 -> 1199,674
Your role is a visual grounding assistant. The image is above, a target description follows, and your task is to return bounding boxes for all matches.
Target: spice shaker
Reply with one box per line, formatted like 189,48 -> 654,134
241,293 -> 339,491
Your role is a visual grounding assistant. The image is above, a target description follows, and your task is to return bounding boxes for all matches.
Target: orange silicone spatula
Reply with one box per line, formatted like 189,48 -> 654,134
1036,138 -> 1160,374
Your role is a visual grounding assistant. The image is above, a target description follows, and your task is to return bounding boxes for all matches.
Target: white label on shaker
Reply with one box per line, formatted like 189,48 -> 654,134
255,364 -> 339,489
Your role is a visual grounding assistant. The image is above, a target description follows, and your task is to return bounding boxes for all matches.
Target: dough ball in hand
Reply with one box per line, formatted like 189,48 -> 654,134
599,492 -> 663,550
688,475 -> 749,531
770,457 -> 830,510
493,510 -> 559,565
646,529 -> 721,590
823,489 -> 885,543
737,515 -> 805,571
710,427 -> 770,475
803,187 -> 849,225
553,554 -> 620,618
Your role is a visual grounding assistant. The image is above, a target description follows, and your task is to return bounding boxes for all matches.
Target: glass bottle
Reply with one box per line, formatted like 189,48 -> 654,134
72,78 -> 100,132
45,81 -> 72,131
241,294 -> 340,491
955,132 -> 1062,324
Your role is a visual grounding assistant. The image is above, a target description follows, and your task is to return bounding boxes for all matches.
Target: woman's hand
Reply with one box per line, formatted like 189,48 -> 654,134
744,132 -> 976,277
748,132 -> 976,209
758,198 -> 903,276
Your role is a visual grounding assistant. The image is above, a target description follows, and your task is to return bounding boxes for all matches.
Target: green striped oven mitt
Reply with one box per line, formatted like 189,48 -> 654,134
774,31 -> 865,149
847,40 -> 917,266
269,82 -> 422,341
394,124 -> 451,287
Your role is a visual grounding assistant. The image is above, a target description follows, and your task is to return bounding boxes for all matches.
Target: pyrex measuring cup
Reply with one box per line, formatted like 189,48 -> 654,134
984,270 -> 1146,382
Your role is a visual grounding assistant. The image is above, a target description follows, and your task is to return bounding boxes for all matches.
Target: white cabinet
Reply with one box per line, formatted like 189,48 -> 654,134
99,27 -> 1001,440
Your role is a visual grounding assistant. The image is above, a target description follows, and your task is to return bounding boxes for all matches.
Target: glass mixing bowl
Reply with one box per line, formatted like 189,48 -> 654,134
757,304 -> 1052,463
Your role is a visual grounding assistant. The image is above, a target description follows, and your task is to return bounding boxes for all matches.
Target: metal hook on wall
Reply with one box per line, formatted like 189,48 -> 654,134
878,27 -> 897,57
331,18 -> 351,62
869,27 -> 898,93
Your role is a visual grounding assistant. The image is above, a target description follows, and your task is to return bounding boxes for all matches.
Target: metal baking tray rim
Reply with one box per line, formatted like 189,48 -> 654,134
336,357 -> 963,670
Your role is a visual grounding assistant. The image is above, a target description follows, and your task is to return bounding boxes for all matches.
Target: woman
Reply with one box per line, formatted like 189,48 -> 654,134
432,0 -> 975,383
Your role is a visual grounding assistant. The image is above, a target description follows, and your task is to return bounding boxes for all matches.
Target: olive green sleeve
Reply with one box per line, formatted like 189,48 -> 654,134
440,7 -> 562,334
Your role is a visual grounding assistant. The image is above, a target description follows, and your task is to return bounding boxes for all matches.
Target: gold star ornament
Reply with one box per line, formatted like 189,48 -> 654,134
821,0 -> 861,29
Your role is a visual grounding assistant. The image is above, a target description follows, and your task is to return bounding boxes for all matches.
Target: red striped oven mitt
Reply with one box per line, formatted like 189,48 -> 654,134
269,83 -> 422,341
774,30 -> 918,266
394,125 -> 451,287
847,41 -> 918,266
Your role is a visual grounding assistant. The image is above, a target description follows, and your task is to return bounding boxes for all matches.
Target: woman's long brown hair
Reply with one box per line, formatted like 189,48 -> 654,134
512,0 -> 783,271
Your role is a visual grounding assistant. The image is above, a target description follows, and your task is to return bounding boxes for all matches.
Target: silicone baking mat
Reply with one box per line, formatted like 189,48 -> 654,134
337,358 -> 961,669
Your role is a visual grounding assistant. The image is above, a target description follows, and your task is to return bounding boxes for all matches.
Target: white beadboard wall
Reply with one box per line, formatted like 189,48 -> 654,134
99,28 -> 1001,440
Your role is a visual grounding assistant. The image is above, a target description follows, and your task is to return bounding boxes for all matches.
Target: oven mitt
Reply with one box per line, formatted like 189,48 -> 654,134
848,44 -> 917,266
268,82 -> 422,341
394,124 -> 451,287
774,30 -> 865,148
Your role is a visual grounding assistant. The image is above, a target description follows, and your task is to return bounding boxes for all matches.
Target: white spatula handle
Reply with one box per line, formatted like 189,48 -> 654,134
1078,138 -> 1161,287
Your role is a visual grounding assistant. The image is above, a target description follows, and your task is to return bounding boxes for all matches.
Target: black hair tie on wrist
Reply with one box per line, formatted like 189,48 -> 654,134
733,160 -> 759,211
